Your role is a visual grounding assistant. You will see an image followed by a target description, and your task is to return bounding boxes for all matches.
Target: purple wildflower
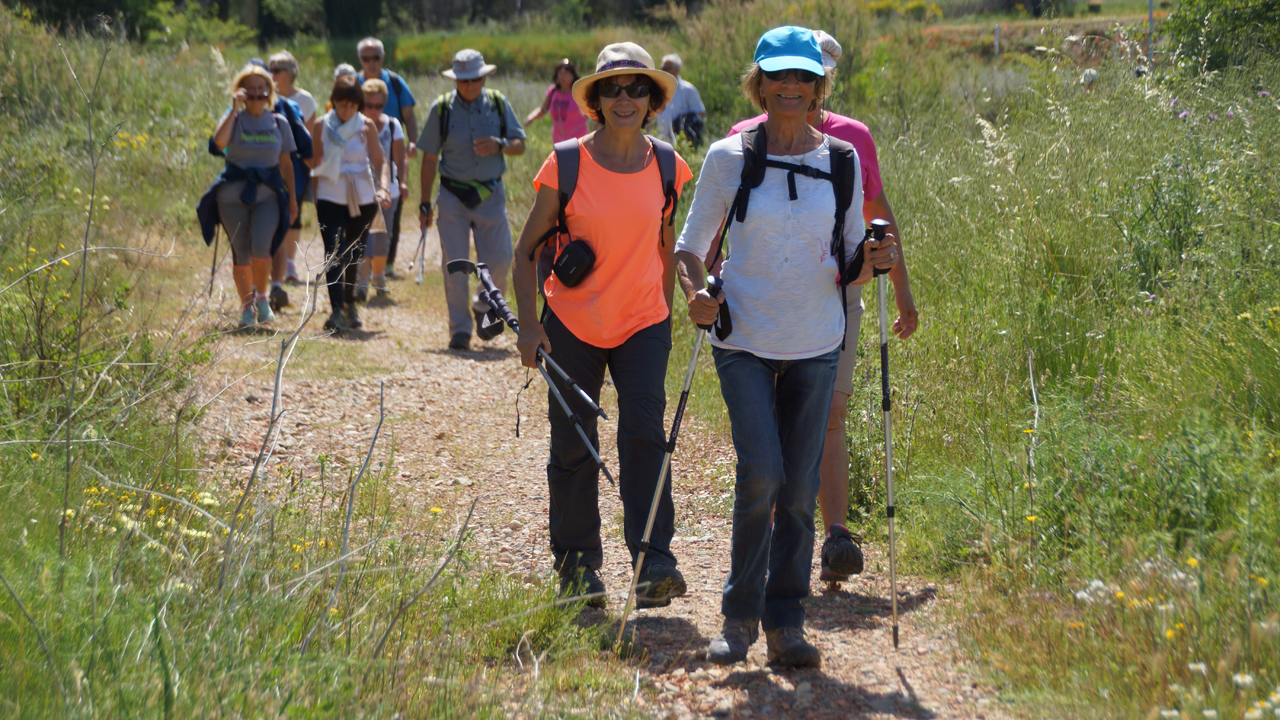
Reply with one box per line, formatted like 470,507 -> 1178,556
1260,91 -> 1272,98
1228,110 -> 1235,119
1208,114 -> 1218,120
1169,98 -> 1178,107
1178,110 -> 1189,119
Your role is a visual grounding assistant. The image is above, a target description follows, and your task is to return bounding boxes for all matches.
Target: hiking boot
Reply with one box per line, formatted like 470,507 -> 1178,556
255,297 -> 275,324
238,308 -> 256,329
765,626 -> 821,668
284,260 -> 301,284
635,563 -> 687,609
372,273 -> 388,298
384,265 -> 398,280
324,309 -> 348,333
345,303 -> 363,329
269,285 -> 289,313
448,332 -> 470,351
558,566 -> 607,609
708,617 -> 759,665
820,525 -> 864,582
352,283 -> 368,304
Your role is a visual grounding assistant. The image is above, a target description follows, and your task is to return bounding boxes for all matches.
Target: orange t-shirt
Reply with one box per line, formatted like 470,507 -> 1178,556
533,142 -> 693,348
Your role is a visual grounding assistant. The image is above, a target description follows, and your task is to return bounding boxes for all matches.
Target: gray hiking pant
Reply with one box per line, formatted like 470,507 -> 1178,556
436,180 -> 514,336
216,181 -> 277,265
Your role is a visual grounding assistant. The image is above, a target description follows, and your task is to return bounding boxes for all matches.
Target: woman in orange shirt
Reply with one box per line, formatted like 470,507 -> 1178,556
513,44 -> 693,611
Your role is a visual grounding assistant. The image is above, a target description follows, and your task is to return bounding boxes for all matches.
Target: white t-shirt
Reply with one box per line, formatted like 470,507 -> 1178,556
675,134 -> 864,359
376,116 -> 404,200
657,78 -> 705,140
283,88 -> 317,124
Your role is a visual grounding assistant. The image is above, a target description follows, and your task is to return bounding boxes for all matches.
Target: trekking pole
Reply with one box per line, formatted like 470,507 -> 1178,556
411,226 -> 428,284
615,276 -> 724,647
446,260 -> 615,485
869,218 -> 900,649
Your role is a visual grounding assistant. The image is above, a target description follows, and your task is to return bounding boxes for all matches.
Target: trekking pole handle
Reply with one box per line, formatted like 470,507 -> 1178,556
699,275 -> 726,332
870,218 -> 892,278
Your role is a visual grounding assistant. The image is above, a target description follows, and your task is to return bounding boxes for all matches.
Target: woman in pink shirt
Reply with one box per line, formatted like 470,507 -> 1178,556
525,59 -> 590,143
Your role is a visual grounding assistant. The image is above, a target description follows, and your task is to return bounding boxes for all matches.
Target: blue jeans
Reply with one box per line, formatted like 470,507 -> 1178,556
712,346 -> 840,630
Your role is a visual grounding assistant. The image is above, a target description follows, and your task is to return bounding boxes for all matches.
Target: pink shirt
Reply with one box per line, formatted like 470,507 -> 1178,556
546,85 -> 589,144
728,112 -> 883,201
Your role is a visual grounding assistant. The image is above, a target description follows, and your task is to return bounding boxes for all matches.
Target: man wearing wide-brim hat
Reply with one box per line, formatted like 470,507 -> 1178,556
417,49 -> 527,351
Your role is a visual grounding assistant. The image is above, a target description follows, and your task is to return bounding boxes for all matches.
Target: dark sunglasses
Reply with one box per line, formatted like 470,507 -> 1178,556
598,82 -> 651,99
763,68 -> 820,84
360,55 -> 383,62
244,91 -> 270,100
456,77 -> 483,85
269,66 -> 288,73
366,103 -> 385,110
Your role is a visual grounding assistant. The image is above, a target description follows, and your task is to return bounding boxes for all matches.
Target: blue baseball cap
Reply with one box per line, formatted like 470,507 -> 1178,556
754,26 -> 825,77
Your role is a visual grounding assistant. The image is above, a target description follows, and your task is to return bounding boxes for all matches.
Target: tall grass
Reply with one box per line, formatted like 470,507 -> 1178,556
0,12 -> 638,717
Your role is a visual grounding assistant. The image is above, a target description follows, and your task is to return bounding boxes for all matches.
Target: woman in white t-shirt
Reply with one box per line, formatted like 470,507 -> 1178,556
674,27 -> 896,670
307,75 -> 391,332
355,78 -> 407,301
268,51 -> 316,284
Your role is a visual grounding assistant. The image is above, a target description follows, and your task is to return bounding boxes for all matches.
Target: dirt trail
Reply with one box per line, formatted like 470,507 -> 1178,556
194,221 -> 1014,720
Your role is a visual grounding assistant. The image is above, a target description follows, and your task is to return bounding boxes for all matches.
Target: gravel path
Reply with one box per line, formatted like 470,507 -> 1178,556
194,222 -> 1013,720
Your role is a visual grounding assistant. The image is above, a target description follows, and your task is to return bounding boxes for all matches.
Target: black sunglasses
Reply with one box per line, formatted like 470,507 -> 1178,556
598,82 -> 651,99
763,68 -> 820,84
360,55 -> 382,62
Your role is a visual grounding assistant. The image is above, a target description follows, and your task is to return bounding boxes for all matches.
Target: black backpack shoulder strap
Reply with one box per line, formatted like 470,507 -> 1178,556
529,138 -> 580,262
649,136 -> 678,230
826,135 -> 858,349
436,91 -> 454,145
486,89 -> 508,139
734,122 -> 769,223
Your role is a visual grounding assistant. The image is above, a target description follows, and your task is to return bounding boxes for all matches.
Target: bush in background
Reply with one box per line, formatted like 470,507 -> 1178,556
1165,0 -> 1280,70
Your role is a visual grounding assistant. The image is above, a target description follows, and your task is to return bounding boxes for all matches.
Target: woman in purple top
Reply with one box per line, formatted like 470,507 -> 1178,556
525,59 -> 590,143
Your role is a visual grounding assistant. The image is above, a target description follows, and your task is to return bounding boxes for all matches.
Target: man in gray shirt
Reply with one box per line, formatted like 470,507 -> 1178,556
418,49 -> 526,351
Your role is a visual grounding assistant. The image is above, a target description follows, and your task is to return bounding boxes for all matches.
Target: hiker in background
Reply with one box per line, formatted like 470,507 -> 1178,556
417,49 -> 526,351
524,58 -> 590,143
308,75 -> 391,333
199,65 -> 298,329
656,54 -> 706,148
354,78 -> 408,302
725,29 -> 918,590
512,43 -> 693,610
268,50 -> 316,286
675,26 -> 896,669
357,37 -> 418,278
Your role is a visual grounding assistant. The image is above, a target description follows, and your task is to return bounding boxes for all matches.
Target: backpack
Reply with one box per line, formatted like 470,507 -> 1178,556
706,122 -> 858,346
530,136 -> 679,299
434,89 -> 509,147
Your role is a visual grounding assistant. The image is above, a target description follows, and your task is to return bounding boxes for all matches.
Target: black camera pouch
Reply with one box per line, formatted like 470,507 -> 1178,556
552,239 -> 595,288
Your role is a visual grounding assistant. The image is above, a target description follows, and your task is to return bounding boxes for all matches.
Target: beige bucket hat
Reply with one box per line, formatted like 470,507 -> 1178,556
571,43 -> 678,116
442,49 -> 497,80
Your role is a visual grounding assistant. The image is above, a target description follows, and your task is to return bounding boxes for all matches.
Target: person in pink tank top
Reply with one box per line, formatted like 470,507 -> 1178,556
727,30 -> 920,590
525,59 -> 590,143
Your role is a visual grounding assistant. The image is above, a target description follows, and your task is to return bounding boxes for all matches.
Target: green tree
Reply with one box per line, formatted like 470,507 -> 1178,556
323,0 -> 381,38
19,0 -> 165,35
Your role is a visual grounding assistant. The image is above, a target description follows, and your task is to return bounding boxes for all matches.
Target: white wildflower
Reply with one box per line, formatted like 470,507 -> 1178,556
1075,590 -> 1094,603
1245,709 -> 1262,720
1235,673 -> 1256,689
1160,710 -> 1178,719
1188,662 -> 1208,675
1201,710 -> 1217,719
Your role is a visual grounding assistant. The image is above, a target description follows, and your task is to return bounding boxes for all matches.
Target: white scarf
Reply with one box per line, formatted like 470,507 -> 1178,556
315,110 -> 363,185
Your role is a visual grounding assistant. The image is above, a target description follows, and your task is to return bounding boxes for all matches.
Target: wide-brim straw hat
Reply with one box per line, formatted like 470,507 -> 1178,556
571,43 -> 678,117
442,49 -> 496,80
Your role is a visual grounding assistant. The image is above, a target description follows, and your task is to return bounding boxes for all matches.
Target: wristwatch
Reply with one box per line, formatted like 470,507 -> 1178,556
496,137 -> 510,149
419,201 -> 432,215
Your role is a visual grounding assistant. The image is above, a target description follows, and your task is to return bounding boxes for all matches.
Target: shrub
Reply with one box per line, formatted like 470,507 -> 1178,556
1165,0 -> 1280,70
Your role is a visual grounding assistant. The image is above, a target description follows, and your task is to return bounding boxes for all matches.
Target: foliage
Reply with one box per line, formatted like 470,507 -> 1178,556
11,0 -> 164,36
144,1 -> 258,46
1164,0 -> 1280,70
0,10 -> 638,717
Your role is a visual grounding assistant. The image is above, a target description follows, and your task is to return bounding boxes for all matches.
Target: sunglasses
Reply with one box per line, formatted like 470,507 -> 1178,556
762,68 -> 820,84
360,55 -> 383,62
244,91 -> 270,100
598,82 -> 651,99
366,103 -> 385,110
269,66 -> 288,73
456,77 -> 483,85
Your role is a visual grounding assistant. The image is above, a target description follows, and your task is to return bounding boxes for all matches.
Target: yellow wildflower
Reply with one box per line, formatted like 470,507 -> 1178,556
1186,557 -> 1199,568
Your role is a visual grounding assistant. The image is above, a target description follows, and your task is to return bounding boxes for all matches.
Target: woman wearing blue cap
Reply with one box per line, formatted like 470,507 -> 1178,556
675,26 -> 897,667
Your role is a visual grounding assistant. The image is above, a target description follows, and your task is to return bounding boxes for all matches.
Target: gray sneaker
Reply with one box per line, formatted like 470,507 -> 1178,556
708,617 -> 759,665
765,626 -> 821,668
